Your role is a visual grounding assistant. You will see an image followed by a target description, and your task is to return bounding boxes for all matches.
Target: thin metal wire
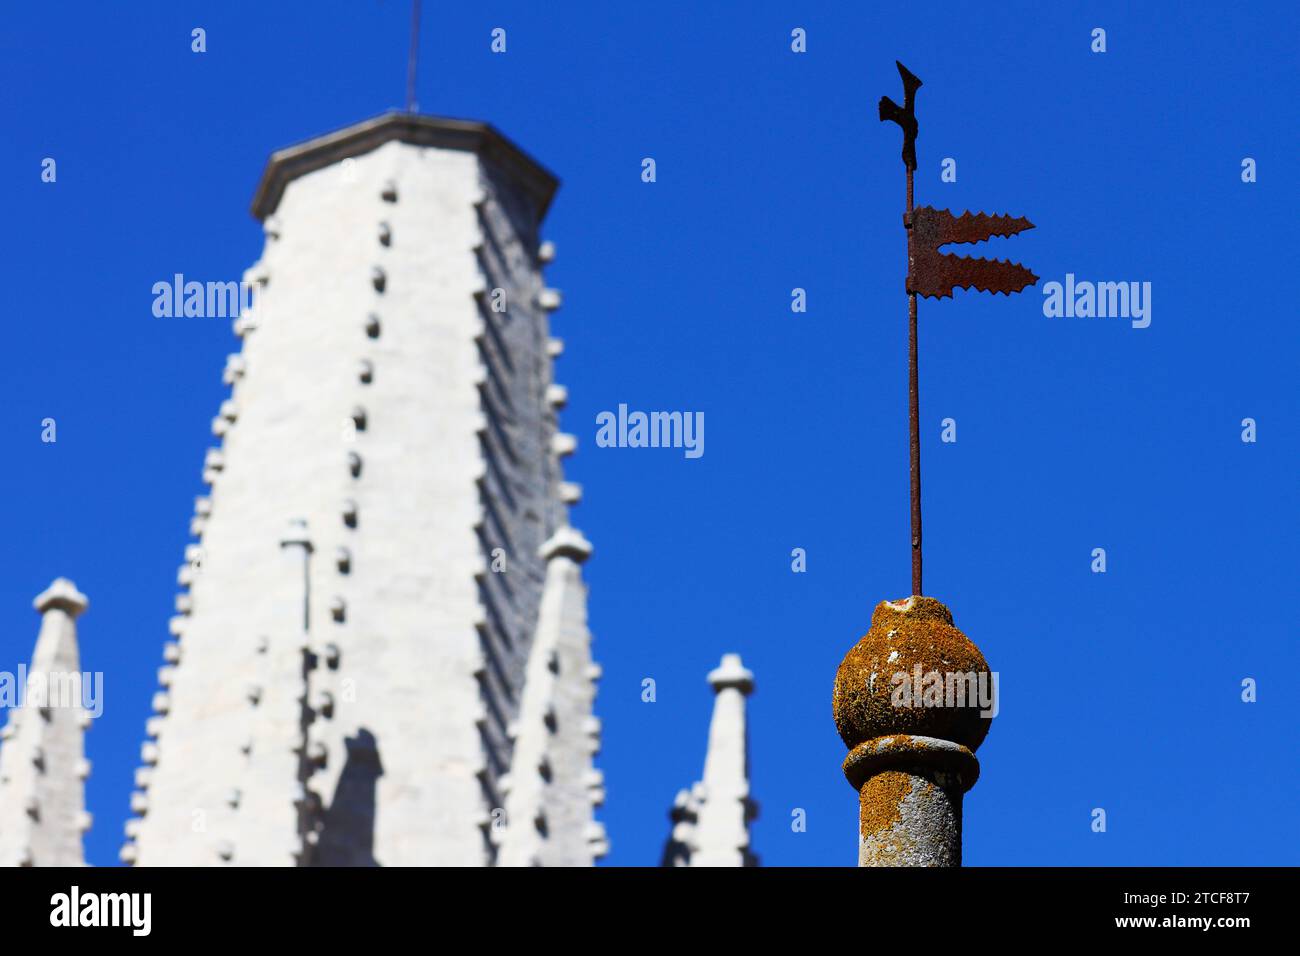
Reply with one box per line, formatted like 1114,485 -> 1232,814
406,0 -> 422,112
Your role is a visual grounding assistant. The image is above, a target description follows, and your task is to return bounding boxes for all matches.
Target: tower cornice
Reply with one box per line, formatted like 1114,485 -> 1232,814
250,111 -> 560,222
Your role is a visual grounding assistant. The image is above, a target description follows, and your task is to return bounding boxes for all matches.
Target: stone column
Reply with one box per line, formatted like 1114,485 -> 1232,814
279,517 -> 313,633
832,596 -> 993,866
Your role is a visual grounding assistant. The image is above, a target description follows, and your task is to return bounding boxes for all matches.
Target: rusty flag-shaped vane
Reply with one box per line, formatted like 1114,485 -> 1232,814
879,61 -> 1037,595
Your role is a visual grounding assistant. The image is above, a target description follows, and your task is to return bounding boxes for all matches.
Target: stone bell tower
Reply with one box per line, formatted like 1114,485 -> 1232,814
123,113 -> 604,866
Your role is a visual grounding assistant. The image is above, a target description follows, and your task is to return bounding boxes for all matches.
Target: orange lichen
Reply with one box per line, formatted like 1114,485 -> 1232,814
832,596 -> 992,752
859,770 -> 912,838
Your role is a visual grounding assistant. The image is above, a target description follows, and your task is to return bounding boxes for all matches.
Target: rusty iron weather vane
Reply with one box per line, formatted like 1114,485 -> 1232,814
878,61 -> 1038,596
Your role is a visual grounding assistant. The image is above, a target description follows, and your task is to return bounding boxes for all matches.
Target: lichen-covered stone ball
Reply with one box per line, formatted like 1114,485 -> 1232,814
832,596 -> 992,753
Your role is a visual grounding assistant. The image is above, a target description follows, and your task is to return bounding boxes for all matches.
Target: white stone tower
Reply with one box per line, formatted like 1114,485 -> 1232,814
122,113 -> 603,866
661,654 -> 758,867
0,578 -> 92,867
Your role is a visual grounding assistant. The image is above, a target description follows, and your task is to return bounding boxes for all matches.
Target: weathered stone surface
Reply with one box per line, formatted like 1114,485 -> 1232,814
833,597 -> 992,868
497,527 -> 605,866
833,596 -> 991,752
661,654 -> 758,867
857,767 -> 962,866
0,579 -> 91,867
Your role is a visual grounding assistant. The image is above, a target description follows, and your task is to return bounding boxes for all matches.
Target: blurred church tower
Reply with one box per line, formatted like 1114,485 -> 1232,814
119,113 -> 605,866
0,114 -> 759,868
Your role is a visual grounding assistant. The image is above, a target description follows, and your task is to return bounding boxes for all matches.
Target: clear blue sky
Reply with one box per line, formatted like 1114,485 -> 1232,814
1,1 -> 1295,867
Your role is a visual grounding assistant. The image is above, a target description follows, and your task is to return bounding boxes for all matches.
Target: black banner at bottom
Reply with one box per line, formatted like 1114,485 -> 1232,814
0,866 -> 1285,939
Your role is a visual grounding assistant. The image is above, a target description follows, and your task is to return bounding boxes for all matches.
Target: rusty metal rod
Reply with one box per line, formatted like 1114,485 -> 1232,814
906,164 -> 922,596
880,61 -> 925,596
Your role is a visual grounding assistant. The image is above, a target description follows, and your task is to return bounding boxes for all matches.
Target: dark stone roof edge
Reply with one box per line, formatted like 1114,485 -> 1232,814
250,111 -> 560,221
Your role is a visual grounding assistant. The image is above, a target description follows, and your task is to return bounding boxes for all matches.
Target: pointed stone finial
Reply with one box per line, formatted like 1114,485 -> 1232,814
707,653 -> 754,695
33,578 -> 88,617
0,578 -> 92,867
539,526 -> 592,564
662,653 -> 758,867
498,523 -> 603,866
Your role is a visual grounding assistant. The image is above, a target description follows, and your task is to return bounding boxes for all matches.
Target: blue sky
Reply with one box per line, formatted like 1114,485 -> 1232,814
1,1 -> 1296,867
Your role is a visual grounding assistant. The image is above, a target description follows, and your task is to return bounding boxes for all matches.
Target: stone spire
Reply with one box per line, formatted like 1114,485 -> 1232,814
662,653 -> 758,867
0,578 -> 92,867
202,518 -> 319,866
125,112 -> 581,865
832,596 -> 992,866
496,526 -> 606,866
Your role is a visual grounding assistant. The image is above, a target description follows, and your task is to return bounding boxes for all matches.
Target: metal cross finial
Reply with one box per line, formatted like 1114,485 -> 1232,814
879,61 -> 922,171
